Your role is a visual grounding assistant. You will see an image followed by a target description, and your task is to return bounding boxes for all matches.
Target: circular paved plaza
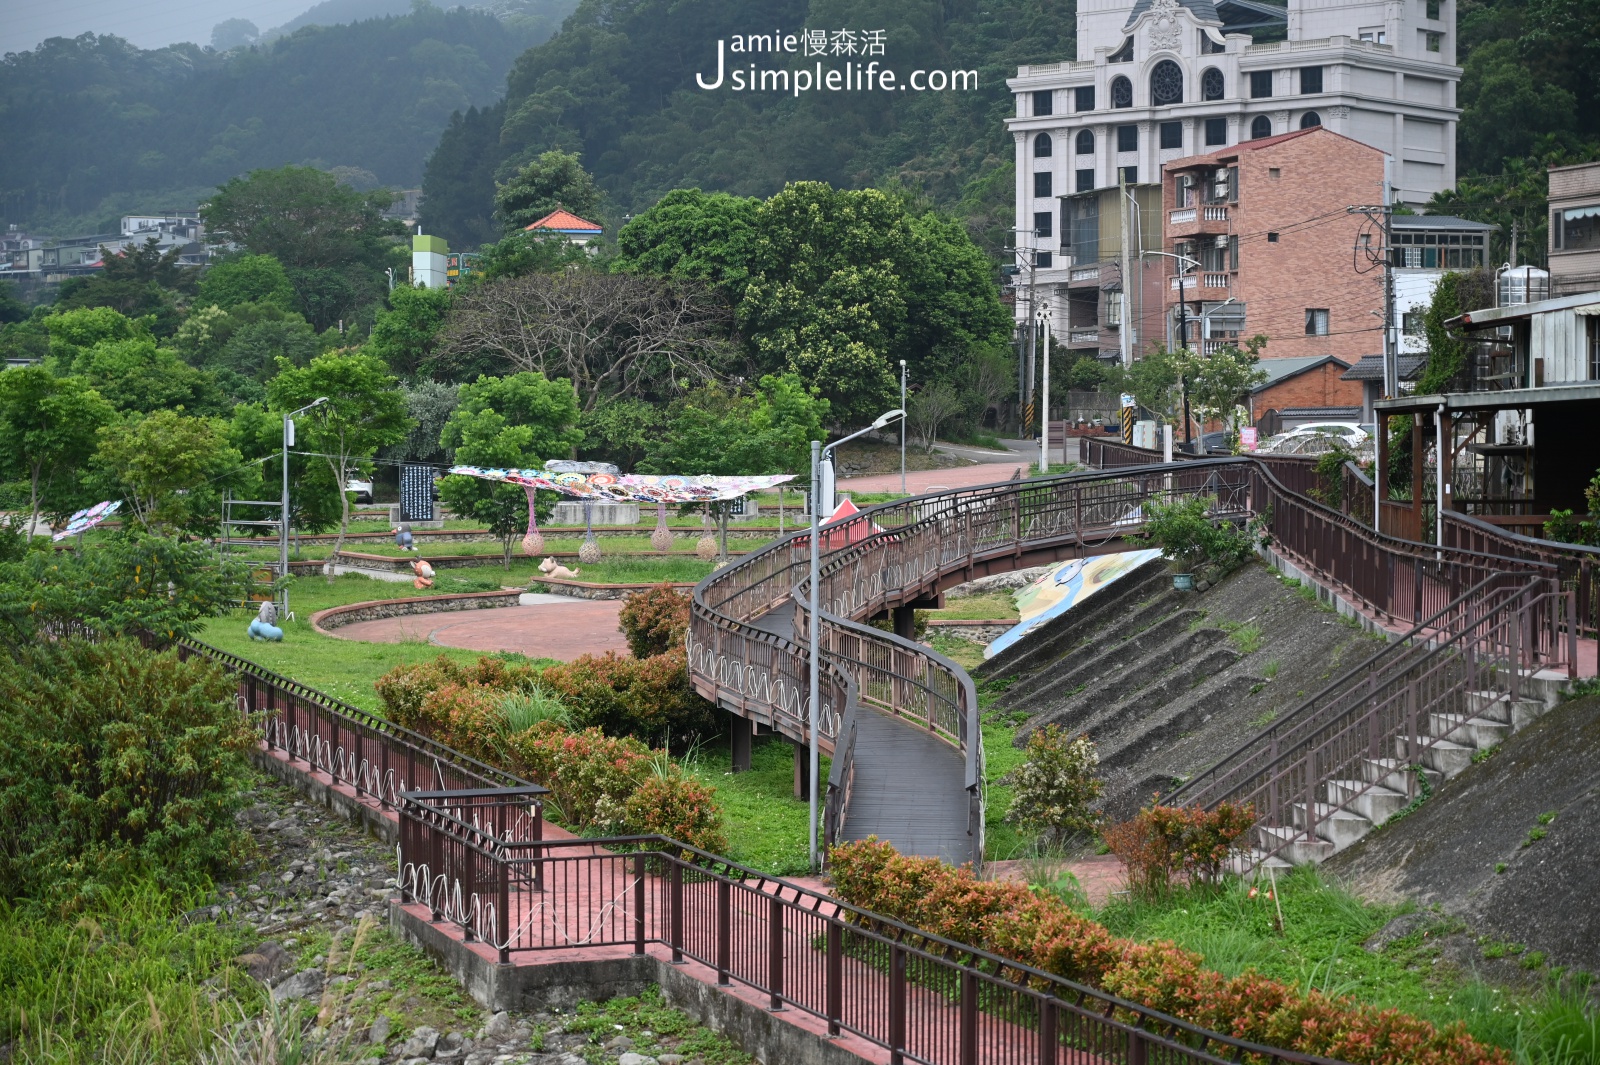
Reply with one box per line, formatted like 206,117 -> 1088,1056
329,593 -> 629,660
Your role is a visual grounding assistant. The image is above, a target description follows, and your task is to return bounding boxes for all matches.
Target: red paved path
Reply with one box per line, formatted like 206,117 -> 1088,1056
329,597 -> 627,661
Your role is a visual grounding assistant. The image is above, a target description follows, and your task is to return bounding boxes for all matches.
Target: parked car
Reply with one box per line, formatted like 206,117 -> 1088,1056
346,478 -> 374,504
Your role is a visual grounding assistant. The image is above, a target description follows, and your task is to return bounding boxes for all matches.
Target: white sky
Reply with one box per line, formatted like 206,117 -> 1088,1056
1,0 -> 316,55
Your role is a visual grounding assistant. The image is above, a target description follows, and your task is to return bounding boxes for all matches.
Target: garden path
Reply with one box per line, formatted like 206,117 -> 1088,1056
328,595 -> 628,661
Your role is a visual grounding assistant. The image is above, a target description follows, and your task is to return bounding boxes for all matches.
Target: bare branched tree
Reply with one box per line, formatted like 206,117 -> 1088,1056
436,272 -> 739,409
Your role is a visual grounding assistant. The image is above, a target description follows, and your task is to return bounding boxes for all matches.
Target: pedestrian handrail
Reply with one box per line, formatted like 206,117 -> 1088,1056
168,635 -> 533,804
1442,509 -> 1600,640
395,811 -> 1352,1065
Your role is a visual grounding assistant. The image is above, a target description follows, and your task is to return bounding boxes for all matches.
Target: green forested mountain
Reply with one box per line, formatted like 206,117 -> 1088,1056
422,0 -> 1078,251
419,0 -> 1600,256
0,1 -> 573,232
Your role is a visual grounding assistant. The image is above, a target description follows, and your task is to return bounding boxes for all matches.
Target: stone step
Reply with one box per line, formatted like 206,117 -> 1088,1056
1001,605 -> 1194,711
1230,849 -> 1294,879
1466,690 -> 1547,730
1328,777 -> 1409,824
1427,712 -> 1510,751
979,563 -> 1169,681
1256,824 -> 1335,865
1362,755 -> 1440,793
1398,736 -> 1475,779
1290,801 -> 1373,852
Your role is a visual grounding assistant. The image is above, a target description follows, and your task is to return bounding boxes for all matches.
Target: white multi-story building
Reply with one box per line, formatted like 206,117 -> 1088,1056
1006,0 -> 1461,339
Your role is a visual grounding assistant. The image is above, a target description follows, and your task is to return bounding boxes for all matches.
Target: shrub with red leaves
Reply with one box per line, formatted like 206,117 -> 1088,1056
826,839 -> 1509,1065
617,583 -> 691,658
541,647 -> 715,743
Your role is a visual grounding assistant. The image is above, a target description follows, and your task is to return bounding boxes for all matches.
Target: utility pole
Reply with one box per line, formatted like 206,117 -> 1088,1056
1037,302 -> 1053,473
1510,219 -> 1519,269
1178,271 -> 1192,452
1119,170 -> 1133,367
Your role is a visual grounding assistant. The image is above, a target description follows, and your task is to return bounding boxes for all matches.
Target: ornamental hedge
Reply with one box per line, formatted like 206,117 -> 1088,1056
827,840 -> 1508,1065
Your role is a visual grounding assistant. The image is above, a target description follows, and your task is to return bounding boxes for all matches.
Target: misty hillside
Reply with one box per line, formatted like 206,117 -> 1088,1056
0,1 -> 575,233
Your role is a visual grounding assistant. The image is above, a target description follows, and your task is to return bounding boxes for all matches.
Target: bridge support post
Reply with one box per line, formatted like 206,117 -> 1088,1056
791,738 -> 811,799
892,604 -> 917,641
730,716 -> 753,773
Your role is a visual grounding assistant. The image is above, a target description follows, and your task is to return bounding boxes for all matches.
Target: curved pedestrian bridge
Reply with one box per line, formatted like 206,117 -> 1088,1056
688,455 -> 1584,871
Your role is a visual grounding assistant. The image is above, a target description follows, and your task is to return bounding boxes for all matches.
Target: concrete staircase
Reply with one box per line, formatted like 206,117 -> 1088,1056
1244,683 -> 1566,872
984,563 -> 1271,779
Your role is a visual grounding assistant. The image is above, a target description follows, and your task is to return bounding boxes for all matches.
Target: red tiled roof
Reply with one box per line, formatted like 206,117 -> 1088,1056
525,209 -> 603,233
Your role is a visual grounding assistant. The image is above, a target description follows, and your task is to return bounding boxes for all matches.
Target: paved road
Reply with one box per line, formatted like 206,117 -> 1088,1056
329,594 -> 627,661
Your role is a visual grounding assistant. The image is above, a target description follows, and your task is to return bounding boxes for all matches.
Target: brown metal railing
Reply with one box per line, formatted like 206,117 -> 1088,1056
170,637 -> 533,803
1168,573 -> 1574,864
395,814 -> 1347,1065
1443,510 -> 1600,640
1341,461 -> 1375,527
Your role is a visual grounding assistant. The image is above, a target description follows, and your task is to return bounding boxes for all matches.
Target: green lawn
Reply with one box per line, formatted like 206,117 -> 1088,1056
683,739 -> 824,877
927,591 -> 1020,620
195,573 -> 556,709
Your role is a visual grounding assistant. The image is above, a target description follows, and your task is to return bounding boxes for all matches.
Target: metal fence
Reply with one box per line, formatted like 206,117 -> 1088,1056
170,637 -> 532,805
1443,510 -> 1600,641
1169,572 -> 1574,864
395,813 -> 1348,1065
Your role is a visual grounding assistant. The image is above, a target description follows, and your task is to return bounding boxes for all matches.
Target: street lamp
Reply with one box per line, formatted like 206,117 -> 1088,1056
807,407 -> 906,870
1139,250 -> 1201,452
1036,302 -> 1053,474
1198,297 -> 1241,451
281,397 -> 328,617
899,360 -> 908,495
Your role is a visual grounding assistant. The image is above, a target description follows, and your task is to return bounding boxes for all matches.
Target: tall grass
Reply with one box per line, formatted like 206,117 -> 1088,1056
0,880 -> 258,1064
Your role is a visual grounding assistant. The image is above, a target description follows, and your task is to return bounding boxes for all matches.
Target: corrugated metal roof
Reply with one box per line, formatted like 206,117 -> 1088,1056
1340,354 -> 1427,381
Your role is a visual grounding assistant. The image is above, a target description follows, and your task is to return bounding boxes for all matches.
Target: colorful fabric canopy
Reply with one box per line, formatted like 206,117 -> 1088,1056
52,500 -> 120,541
446,465 -> 795,502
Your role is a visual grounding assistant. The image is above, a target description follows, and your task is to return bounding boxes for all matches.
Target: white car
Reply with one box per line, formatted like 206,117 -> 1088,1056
347,478 -> 374,504
1281,421 -> 1367,442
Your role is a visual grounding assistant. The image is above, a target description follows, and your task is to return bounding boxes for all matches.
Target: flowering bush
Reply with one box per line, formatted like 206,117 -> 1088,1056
827,839 -> 1507,1065
616,584 -> 691,658
541,647 -> 716,744
1003,726 -> 1103,846
1101,802 -> 1256,899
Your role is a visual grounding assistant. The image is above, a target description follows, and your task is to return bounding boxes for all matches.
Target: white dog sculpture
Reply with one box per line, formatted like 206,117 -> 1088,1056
538,557 -> 581,579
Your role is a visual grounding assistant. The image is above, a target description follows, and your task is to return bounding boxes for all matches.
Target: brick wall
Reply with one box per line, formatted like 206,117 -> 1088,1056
1163,128 -> 1387,364
1254,362 -> 1364,415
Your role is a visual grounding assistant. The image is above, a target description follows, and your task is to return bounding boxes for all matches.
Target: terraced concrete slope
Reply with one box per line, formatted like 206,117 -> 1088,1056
977,560 -> 1383,820
1325,693 -> 1600,974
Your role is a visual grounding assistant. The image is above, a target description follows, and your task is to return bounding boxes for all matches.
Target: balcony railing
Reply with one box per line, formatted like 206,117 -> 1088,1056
1204,205 -> 1229,221
1169,208 -> 1197,225
1203,272 -> 1231,288
1069,265 -> 1100,282
1068,328 -> 1100,344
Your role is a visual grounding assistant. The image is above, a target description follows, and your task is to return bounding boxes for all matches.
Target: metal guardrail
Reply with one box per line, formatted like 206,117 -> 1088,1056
170,636 -> 533,804
395,814 -> 1350,1065
1443,510 -> 1600,641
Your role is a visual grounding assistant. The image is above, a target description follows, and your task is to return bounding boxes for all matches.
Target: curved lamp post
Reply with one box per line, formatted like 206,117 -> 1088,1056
807,407 -> 906,871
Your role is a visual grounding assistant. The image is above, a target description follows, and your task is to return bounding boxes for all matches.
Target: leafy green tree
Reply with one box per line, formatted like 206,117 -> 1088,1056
228,403 -> 344,538
1107,347 -> 1183,425
197,254 -> 298,312
613,189 -> 760,301
93,409 -> 252,534
0,281 -> 28,325
211,18 -> 258,50
1457,40 -> 1576,174
578,396 -> 664,472
473,230 -> 590,282
267,350 -> 412,557
53,237 -> 197,337
437,372 -> 583,563
202,166 -> 402,329
67,336 -> 226,415
366,284 -> 452,377
43,306 -> 148,363
386,380 -> 462,465
1184,336 -> 1268,443
642,373 -> 827,556
0,368 -> 115,536
492,150 -> 604,232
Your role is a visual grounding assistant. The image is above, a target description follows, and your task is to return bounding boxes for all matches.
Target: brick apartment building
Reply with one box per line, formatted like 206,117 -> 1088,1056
1161,126 -> 1382,417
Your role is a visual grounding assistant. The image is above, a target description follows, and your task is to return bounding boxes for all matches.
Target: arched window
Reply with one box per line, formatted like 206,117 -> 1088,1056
1111,76 -> 1133,108
1075,129 -> 1095,154
1150,60 -> 1183,106
1250,115 -> 1273,139
1300,110 -> 1322,128
1034,132 -> 1053,157
1201,67 -> 1224,101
